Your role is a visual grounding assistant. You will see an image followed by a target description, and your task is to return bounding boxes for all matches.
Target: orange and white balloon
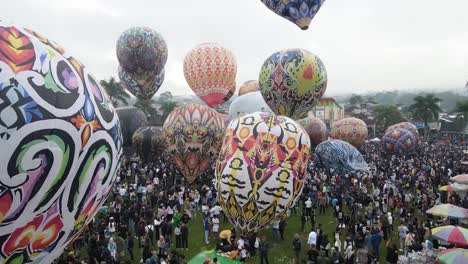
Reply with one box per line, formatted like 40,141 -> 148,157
331,117 -> 368,147
238,80 -> 260,96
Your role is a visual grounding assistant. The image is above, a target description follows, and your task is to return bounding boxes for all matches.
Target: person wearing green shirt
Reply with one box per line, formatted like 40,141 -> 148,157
172,209 -> 182,228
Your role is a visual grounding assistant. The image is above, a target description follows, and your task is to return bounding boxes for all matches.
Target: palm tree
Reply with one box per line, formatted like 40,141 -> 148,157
135,99 -> 158,119
100,77 -> 130,107
374,104 -> 403,133
408,94 -> 442,139
455,100 -> 468,129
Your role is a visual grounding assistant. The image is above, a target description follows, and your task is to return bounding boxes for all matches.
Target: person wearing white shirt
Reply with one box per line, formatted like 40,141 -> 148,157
212,216 -> 220,238
210,205 -> 221,217
307,231 -> 317,246
305,198 -> 312,217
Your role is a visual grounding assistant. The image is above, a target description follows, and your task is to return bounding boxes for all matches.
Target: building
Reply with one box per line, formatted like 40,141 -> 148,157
308,98 -> 344,130
345,101 -> 378,137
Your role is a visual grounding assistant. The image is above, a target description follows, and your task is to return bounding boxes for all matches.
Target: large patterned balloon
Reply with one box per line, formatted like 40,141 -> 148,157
162,104 -> 225,183
298,117 -> 328,147
331,117 -> 368,147
387,122 -> 419,141
238,80 -> 259,96
116,27 -> 167,75
116,107 -> 148,147
382,128 -> 417,155
259,49 -> 327,120
315,140 -> 368,176
0,23 -> 122,263
118,66 -> 165,100
261,0 -> 326,30
216,112 -> 310,235
228,91 -> 273,120
132,126 -> 163,162
183,43 -> 237,107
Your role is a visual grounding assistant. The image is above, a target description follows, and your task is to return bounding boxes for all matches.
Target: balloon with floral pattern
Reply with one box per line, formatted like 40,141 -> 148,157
259,49 -> 327,120
216,112 -> 310,235
0,22 -> 122,263
261,0 -> 326,30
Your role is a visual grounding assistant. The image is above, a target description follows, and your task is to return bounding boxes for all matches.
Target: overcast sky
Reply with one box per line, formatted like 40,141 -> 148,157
2,0 -> 468,96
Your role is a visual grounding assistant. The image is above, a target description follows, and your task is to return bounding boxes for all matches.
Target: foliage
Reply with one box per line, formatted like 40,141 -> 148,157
100,77 -> 130,107
374,104 -> 403,132
409,94 -> 442,138
349,94 -> 364,105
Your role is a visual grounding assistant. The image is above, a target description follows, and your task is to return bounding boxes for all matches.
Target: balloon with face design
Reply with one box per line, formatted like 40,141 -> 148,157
0,22 -> 122,263
216,112 -> 310,235
162,104 -> 225,183
259,49 -> 327,120
261,0 -> 327,30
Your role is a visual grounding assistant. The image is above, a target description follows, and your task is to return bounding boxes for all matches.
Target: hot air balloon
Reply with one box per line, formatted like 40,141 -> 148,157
382,128 -> 417,155
116,107 -> 148,147
387,122 -> 419,141
259,49 -> 327,120
216,112 -> 310,235
238,80 -> 260,96
314,140 -> 369,176
132,126 -> 163,162
0,22 -> 122,263
116,27 -> 168,100
162,104 -> 225,183
297,116 -> 328,147
228,91 -> 273,120
331,117 -> 368,147
183,43 -> 237,107
118,66 -> 165,100
261,0 -> 326,30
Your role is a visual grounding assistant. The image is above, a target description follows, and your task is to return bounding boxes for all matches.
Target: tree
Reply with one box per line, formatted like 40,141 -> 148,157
373,104 -> 403,133
100,77 -> 130,107
349,94 -> 364,105
159,101 -> 178,120
135,99 -> 158,119
455,99 -> 468,129
408,94 -> 442,139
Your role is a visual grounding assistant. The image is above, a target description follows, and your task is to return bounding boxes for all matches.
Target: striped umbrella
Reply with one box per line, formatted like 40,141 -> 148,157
426,204 -> 468,219
432,225 -> 468,246
438,248 -> 468,264
451,174 -> 468,184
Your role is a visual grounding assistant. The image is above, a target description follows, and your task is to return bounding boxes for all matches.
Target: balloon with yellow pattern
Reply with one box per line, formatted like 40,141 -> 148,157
215,112 -> 310,235
238,80 -> 260,96
259,49 -> 327,120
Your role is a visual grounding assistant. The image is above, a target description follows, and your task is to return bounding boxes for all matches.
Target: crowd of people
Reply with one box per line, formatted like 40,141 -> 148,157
57,139 -> 467,264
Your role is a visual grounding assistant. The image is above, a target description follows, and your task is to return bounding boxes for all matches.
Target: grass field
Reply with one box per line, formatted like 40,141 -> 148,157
100,205 -> 402,264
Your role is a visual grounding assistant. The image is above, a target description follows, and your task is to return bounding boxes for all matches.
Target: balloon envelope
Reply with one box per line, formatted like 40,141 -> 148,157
315,139 -> 369,176
132,126 -> 163,162
183,43 -> 237,107
259,49 -> 327,120
162,104 -> 225,183
261,0 -> 326,30
298,117 -> 328,147
387,122 -> 419,141
331,117 -> 368,147
116,107 -> 148,147
382,128 -> 417,155
238,80 -> 259,96
116,27 -> 167,75
119,66 -> 165,100
216,112 -> 310,235
228,91 -> 273,120
0,23 -> 122,263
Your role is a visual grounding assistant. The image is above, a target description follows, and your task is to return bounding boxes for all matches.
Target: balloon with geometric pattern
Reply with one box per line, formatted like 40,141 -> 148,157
162,104 -> 225,183
331,117 -> 368,147
216,112 -> 310,235
382,128 -> 417,155
261,0 -> 327,30
238,80 -> 259,96
183,43 -> 237,107
0,22 -> 122,263
386,122 -> 419,142
259,49 -> 327,120
297,116 -> 328,147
